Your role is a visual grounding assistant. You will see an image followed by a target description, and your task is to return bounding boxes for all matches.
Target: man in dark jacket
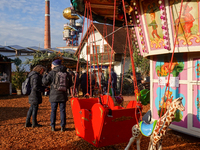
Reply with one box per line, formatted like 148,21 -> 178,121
111,68 -> 117,96
42,59 -> 72,132
80,70 -> 87,96
74,71 -> 80,96
25,65 -> 46,128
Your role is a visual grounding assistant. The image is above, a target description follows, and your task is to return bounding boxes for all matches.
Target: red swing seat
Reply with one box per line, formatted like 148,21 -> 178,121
71,95 -> 142,147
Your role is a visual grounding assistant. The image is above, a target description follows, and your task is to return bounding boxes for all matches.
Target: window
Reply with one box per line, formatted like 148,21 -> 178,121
93,45 -> 100,54
104,44 -> 111,52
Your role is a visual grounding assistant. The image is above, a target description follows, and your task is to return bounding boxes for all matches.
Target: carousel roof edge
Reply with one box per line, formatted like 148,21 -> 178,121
143,51 -> 199,59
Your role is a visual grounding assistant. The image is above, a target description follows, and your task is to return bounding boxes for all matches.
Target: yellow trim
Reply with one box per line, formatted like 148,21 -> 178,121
71,99 -> 74,106
99,107 -> 103,118
92,139 -> 96,144
81,117 -> 89,121
76,129 -> 80,135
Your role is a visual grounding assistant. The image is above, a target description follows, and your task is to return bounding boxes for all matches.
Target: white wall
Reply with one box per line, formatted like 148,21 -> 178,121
80,31 -> 109,62
114,62 -> 122,76
79,30 -> 131,76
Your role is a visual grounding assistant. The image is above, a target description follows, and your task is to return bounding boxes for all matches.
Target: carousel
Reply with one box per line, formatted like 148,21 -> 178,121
69,0 -> 200,149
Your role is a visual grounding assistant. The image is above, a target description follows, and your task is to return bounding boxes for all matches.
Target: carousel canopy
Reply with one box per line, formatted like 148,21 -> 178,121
70,0 -> 131,26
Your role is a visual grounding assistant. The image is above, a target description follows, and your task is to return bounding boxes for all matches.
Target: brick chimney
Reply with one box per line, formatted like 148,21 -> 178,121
44,0 -> 51,49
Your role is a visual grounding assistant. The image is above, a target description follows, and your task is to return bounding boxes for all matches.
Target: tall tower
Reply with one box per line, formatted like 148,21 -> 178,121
44,0 -> 51,49
63,7 -> 83,46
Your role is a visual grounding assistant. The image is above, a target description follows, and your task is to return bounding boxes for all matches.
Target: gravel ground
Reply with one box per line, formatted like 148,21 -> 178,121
0,95 -> 200,150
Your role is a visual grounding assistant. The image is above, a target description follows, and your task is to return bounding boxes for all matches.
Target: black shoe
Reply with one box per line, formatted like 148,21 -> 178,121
61,127 -> 65,132
25,122 -> 32,127
32,124 -> 42,128
51,127 -> 55,131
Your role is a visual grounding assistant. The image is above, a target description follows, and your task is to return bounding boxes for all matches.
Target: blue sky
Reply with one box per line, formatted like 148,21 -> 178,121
0,0 -> 73,48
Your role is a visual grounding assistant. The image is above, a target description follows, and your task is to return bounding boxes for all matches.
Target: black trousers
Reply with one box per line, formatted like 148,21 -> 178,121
50,102 -> 66,128
26,104 -> 38,124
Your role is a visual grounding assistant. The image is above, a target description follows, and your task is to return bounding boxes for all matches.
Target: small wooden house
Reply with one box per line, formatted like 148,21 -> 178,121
0,54 -> 12,95
75,23 -> 131,76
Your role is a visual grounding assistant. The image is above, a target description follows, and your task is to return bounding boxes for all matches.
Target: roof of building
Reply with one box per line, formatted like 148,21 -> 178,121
8,45 -> 33,53
27,46 -> 48,52
50,47 -> 76,54
0,45 -> 77,54
57,46 -> 77,53
75,23 -> 129,56
0,46 -> 15,52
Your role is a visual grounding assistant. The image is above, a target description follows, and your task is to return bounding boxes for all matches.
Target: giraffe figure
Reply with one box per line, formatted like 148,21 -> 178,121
125,97 -> 185,150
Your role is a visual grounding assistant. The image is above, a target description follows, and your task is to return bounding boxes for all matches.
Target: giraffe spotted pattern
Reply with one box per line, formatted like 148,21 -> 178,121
125,97 -> 185,150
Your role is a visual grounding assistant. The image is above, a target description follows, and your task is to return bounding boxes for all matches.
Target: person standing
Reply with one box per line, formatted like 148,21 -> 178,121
91,70 -> 97,96
101,69 -> 106,94
74,71 -> 80,97
80,69 -> 87,96
42,59 -> 72,132
111,68 -> 117,96
68,69 -> 75,97
25,65 -> 46,128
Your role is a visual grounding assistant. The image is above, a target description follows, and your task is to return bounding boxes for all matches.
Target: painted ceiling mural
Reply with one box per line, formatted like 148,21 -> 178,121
170,0 -> 200,46
142,0 -> 165,50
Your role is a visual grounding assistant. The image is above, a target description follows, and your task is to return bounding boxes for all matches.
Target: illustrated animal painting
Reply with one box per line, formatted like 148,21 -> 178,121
125,97 -> 185,150
175,2 -> 195,37
157,60 -> 179,76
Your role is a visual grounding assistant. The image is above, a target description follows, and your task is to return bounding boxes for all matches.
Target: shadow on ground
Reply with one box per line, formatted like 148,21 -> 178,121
0,107 -> 29,122
0,95 -> 28,100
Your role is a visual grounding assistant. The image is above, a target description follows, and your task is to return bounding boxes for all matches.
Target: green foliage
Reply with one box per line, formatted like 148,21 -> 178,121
0,54 -> 13,62
12,65 -> 26,90
156,61 -> 184,77
171,62 -> 184,77
24,51 -> 78,66
140,89 -> 150,105
129,48 -> 150,78
13,57 -> 22,67
155,65 -> 163,76
12,58 -> 26,90
122,78 -> 135,95
173,110 -> 183,122
158,109 -> 183,122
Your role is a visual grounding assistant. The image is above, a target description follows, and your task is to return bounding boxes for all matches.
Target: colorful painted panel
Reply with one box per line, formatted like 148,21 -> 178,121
153,83 -> 187,128
193,85 -> 200,129
141,0 -> 164,50
153,54 -> 187,80
193,58 -> 200,81
169,0 -> 200,46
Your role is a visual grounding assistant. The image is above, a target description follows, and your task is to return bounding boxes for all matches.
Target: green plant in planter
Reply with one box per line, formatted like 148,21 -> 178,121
12,58 -> 26,91
12,66 -> 26,90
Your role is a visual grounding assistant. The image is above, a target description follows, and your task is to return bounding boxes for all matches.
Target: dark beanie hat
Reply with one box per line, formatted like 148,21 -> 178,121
52,59 -> 61,66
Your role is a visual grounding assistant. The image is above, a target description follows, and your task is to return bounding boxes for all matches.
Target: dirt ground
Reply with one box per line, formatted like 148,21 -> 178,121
0,95 -> 200,150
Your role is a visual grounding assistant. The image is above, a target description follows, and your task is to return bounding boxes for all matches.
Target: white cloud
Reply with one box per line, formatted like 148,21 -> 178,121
0,0 -> 72,48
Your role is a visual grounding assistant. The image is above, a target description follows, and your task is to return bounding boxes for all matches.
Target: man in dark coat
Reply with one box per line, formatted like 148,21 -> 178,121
42,59 -> 72,132
80,70 -> 87,96
68,69 -> 75,96
75,72 -> 80,97
111,68 -> 117,96
25,65 -> 46,128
